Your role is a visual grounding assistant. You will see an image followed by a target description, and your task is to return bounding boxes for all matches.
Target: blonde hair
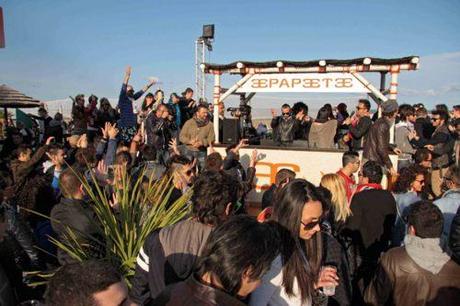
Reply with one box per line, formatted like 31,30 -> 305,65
320,173 -> 351,222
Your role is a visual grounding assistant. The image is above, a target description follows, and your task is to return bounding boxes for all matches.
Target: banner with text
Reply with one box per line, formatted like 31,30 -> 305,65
235,73 -> 370,93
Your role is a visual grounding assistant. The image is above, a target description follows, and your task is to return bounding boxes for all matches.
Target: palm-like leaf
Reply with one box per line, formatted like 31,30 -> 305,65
28,165 -> 191,286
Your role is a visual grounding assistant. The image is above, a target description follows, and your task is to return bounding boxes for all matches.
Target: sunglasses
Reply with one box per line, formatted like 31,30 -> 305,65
282,112 -> 291,116
356,106 -> 367,110
300,219 -> 321,230
431,117 -> 440,122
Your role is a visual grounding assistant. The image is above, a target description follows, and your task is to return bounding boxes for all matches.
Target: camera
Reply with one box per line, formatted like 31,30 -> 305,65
227,105 -> 251,117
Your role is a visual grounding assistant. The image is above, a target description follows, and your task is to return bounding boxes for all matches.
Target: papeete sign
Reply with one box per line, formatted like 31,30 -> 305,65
236,73 -> 370,93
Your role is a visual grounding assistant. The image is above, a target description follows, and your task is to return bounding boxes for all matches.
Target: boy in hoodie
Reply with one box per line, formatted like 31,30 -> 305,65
365,201 -> 460,306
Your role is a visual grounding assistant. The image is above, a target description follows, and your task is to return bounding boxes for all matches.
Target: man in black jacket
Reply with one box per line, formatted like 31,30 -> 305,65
410,110 -> 452,197
270,104 -> 301,146
363,100 -> 400,177
343,99 -> 372,151
342,161 -> 396,302
50,169 -> 99,265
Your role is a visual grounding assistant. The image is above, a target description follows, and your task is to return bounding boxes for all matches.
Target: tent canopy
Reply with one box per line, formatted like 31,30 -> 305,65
0,84 -> 41,108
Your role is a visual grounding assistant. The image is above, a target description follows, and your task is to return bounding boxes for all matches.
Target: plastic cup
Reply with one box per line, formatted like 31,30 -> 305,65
322,265 -> 337,296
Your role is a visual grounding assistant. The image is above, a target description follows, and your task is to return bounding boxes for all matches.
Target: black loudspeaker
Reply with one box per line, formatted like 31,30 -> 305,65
202,24 -> 215,39
222,119 -> 240,144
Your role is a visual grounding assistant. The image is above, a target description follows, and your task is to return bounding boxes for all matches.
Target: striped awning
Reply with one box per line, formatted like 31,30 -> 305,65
0,84 -> 42,108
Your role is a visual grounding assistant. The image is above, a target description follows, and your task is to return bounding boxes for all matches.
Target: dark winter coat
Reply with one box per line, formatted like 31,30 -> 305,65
363,117 -> 395,169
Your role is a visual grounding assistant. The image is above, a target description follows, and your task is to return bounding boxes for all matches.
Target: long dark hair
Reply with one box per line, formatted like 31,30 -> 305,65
196,215 -> 280,296
141,93 -> 155,112
271,179 -> 323,302
316,105 -> 334,123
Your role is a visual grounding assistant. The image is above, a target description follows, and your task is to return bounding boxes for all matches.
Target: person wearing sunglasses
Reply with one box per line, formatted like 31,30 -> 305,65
270,104 -> 300,146
342,99 -> 372,151
409,109 -> 452,197
250,179 -> 339,306
391,165 -> 426,246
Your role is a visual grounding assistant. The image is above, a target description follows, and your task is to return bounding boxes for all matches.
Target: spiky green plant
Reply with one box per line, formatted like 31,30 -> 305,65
27,165 -> 191,286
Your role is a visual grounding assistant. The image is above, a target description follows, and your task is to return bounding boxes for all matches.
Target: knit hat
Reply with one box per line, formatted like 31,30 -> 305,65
381,99 -> 398,113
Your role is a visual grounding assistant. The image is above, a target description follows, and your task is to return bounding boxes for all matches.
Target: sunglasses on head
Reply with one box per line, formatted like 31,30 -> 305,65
300,219 -> 321,230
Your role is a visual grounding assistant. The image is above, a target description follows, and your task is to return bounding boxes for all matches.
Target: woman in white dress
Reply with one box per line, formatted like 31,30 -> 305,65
250,179 -> 339,306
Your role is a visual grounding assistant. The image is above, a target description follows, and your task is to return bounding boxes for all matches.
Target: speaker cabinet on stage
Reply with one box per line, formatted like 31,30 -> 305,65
202,24 -> 215,39
222,119 -> 240,144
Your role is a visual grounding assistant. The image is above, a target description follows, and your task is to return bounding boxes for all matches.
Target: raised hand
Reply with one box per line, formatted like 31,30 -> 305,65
77,134 -> 88,149
125,66 -> 132,76
94,159 -> 108,183
108,123 -> 119,140
234,139 -> 249,153
169,138 -> 180,156
101,122 -> 110,139
148,77 -> 157,87
343,117 -> 353,125
109,192 -> 120,211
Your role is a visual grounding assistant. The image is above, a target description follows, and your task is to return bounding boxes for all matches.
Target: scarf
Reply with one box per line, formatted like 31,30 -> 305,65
395,120 -> 414,129
194,116 -> 209,128
404,235 -> 450,274
355,183 -> 382,193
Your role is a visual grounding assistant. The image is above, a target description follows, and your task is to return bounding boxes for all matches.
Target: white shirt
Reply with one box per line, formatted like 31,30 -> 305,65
249,256 -> 311,306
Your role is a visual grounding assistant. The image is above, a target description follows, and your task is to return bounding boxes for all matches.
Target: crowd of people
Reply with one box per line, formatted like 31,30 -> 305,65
0,65 -> 459,306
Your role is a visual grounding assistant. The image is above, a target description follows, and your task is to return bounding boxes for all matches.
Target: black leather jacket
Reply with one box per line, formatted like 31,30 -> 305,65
0,202 -> 42,271
145,113 -> 177,150
271,116 -> 298,144
363,117 -> 395,169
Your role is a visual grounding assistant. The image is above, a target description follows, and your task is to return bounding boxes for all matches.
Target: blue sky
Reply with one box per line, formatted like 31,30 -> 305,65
1,0 -> 459,112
